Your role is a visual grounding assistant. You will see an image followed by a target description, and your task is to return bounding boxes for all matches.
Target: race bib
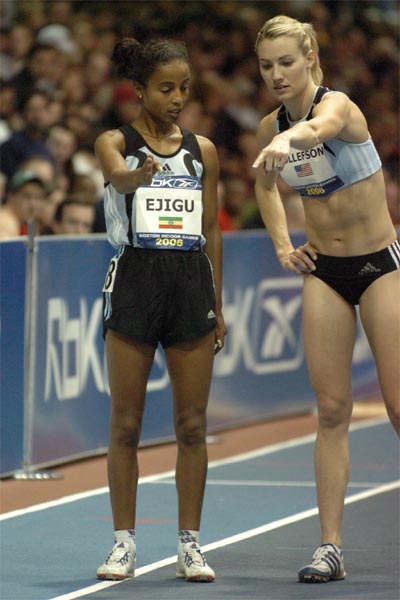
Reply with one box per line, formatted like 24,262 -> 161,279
135,176 -> 203,250
282,144 -> 344,197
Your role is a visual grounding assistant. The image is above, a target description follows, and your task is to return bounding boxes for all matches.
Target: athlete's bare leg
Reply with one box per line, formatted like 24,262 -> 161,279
360,270 -> 400,435
165,331 -> 215,530
105,330 -> 156,529
302,276 -> 357,547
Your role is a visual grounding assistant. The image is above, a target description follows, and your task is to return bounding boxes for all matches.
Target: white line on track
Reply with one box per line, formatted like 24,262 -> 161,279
150,479 -> 383,488
0,415 -> 389,522
47,479 -> 399,600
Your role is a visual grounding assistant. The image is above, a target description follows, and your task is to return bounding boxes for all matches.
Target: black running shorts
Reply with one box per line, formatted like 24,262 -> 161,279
102,246 -> 217,347
311,241 -> 400,305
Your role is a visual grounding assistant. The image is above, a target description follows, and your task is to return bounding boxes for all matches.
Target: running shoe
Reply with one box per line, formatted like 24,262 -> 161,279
298,544 -> 346,583
176,542 -> 215,582
97,541 -> 136,580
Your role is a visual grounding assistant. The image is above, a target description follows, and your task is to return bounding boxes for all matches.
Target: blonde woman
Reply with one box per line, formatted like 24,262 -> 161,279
253,15 -> 399,583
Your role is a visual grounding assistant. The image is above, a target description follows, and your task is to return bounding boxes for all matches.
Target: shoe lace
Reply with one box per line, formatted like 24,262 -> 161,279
106,542 -> 133,566
311,545 -> 338,567
183,545 -> 207,568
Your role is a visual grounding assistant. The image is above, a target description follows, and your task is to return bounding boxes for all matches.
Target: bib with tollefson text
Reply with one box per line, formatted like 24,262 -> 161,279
281,143 -> 345,197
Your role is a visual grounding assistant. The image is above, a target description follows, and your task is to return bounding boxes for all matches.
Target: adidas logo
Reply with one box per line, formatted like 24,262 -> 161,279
207,310 -> 216,319
358,262 -> 381,275
157,163 -> 174,177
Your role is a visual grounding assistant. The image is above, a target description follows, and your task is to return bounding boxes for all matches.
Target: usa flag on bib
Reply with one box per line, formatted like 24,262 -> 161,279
295,163 -> 313,177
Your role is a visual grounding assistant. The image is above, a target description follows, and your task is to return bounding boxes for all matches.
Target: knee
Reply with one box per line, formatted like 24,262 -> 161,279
175,414 -> 207,447
317,394 -> 352,430
110,410 -> 142,448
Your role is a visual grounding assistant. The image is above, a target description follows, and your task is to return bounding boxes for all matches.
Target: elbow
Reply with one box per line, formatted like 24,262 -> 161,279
203,221 -> 221,243
109,171 -> 134,195
309,124 -> 321,146
113,182 -> 130,195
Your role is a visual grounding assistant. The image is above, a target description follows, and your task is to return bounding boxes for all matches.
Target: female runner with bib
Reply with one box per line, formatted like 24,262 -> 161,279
253,14 -> 399,584
95,37 -> 226,583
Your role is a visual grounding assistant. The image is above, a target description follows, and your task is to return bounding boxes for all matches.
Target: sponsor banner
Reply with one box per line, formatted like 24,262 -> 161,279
29,236 -> 175,466
0,232 -> 379,473
209,232 -> 310,427
209,232 -> 378,428
0,241 -> 26,475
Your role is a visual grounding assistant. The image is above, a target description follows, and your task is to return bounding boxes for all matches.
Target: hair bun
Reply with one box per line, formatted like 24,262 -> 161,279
111,38 -> 141,79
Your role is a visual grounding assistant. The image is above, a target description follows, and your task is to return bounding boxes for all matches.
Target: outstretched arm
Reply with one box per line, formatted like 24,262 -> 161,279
253,91 -> 367,171
95,129 -> 161,194
254,114 -> 317,274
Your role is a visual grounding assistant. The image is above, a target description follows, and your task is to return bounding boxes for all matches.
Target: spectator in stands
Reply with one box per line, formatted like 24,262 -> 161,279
0,81 -> 17,144
383,168 -> 400,225
17,155 -> 68,234
0,169 -> 48,238
46,124 -> 77,185
18,155 -> 56,189
218,176 -> 249,231
60,64 -> 87,107
84,49 -> 114,112
52,198 -> 95,235
36,23 -> 78,59
10,43 -> 63,108
0,22 -> 34,81
101,81 -> 141,129
0,90 -> 55,180
0,1 -> 397,231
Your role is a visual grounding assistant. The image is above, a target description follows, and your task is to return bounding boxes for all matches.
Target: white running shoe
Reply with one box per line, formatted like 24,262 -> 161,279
298,544 -> 346,583
97,541 -> 136,580
176,542 -> 215,582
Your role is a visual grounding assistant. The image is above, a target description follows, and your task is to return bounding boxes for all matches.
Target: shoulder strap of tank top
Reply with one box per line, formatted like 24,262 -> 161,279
306,86 -> 331,120
277,105 -> 290,133
276,86 -> 331,132
118,124 -> 142,157
180,127 -> 202,162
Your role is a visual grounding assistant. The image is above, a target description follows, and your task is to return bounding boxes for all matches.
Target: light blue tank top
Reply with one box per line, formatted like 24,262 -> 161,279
275,87 -> 382,198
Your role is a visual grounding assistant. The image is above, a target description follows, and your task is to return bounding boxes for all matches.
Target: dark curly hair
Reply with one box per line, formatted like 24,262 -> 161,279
111,38 -> 189,87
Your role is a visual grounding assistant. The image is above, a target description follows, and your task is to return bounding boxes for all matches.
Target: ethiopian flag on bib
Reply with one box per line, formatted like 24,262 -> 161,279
159,216 -> 183,229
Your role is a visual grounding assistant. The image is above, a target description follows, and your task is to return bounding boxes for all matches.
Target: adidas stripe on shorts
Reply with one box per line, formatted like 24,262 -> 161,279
310,240 -> 400,305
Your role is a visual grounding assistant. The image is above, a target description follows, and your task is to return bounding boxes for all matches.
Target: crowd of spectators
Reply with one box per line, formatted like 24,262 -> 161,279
0,0 -> 398,239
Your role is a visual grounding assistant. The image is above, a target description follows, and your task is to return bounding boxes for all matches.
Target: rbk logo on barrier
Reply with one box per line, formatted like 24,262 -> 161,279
215,277 -> 372,377
215,278 -> 304,377
43,282 -> 372,401
44,297 -> 106,401
44,297 -> 169,402
249,278 -> 304,374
